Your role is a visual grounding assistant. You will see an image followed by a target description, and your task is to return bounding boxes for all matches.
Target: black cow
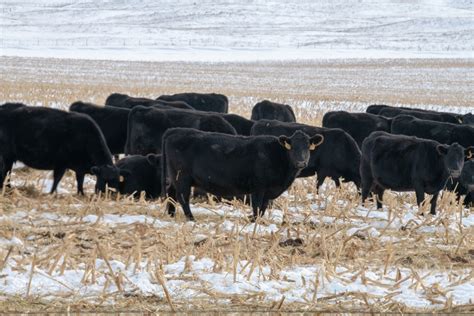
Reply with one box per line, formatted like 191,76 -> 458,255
161,128 -> 324,221
221,114 -> 255,136
251,100 -> 296,122
251,120 -> 361,190
106,93 -> 193,110
391,115 -> 474,148
157,92 -> 228,113
0,103 -> 26,187
125,106 -> 237,155
446,159 -> 474,207
95,154 -> 162,199
0,126 -> 10,188
1,102 -> 27,110
0,105 -> 119,194
322,111 -> 392,147
148,105 -> 253,136
367,104 -> 472,124
461,113 -> 474,125
360,131 -> 473,214
378,107 -> 463,124
366,104 -> 391,115
69,101 -> 130,156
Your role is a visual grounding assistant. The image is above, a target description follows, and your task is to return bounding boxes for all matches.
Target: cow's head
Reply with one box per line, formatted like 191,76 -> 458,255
91,164 -> 127,194
437,143 -> 466,178
279,130 -> 324,170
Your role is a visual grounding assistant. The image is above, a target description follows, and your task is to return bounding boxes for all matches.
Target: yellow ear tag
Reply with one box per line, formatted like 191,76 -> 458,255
468,151 -> 473,159
309,143 -> 317,151
284,141 -> 291,150
119,175 -> 125,183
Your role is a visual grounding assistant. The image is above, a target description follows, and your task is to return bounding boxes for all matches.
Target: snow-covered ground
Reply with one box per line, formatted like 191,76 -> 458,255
1,0 -> 473,61
1,194 -> 473,310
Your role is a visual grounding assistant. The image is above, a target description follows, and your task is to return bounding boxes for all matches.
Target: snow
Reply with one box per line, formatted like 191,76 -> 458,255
0,255 -> 472,308
81,213 -> 171,228
1,0 -> 473,61
0,236 -> 23,249
2,197 -> 472,305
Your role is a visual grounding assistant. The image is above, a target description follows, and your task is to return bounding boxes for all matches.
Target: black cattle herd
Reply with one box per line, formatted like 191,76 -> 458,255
0,93 -> 473,221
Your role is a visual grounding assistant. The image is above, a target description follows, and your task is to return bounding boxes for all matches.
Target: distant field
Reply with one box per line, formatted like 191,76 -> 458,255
1,57 -> 473,114
2,0 -> 473,60
0,57 -> 473,313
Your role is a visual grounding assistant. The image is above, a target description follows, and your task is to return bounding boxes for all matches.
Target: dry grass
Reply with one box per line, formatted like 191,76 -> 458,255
0,56 -> 473,313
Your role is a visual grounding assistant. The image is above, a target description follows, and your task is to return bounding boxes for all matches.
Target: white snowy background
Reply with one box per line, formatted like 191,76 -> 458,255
1,0 -> 473,61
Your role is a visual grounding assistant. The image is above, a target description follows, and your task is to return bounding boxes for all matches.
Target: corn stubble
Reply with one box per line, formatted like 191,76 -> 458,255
0,57 -> 473,313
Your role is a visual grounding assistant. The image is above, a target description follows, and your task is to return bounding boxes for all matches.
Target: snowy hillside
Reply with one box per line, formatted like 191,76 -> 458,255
1,0 -> 473,61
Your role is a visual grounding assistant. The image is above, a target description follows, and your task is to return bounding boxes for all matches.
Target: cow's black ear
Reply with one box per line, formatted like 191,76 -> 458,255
436,145 -> 448,155
146,154 -> 160,166
309,134 -> 324,151
90,166 -> 100,175
278,136 -> 291,150
465,147 -> 474,159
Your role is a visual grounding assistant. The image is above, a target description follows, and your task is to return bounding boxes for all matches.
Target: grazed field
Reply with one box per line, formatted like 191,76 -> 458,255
0,57 -> 473,313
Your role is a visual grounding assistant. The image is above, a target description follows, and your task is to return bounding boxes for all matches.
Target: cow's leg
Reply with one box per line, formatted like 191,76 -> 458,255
373,185 -> 384,209
429,192 -> 439,215
360,160 -> 372,206
414,184 -> 428,215
50,168 -> 66,194
165,185 -> 177,217
464,192 -> 473,207
331,176 -> 341,188
1,159 -> 14,188
250,192 -> 265,221
258,198 -> 270,217
76,171 -> 85,195
353,175 -> 362,192
316,174 -> 327,193
414,185 -> 425,208
175,178 -> 194,221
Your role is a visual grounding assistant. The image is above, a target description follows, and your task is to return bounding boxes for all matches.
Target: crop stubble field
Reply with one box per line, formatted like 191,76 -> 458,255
0,56 -> 473,313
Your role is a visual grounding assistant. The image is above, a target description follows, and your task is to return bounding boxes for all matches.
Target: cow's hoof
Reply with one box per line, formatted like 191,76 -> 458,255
248,215 -> 258,223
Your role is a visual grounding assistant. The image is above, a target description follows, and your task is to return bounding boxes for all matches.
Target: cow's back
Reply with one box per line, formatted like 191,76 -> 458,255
380,107 -> 459,124
158,93 -> 228,113
392,115 -> 474,148
251,100 -> 296,122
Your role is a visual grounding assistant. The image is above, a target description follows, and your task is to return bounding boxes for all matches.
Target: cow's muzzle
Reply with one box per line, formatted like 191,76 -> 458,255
450,170 -> 462,178
295,161 -> 307,169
